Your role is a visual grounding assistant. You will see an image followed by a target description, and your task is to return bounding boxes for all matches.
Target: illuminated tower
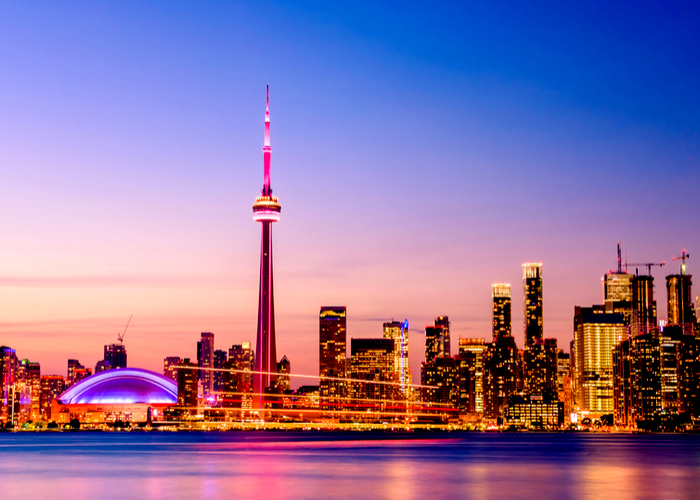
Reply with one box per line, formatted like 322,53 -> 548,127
319,307 -> 347,409
492,283 -> 512,339
523,263 -> 543,348
253,85 -> 282,404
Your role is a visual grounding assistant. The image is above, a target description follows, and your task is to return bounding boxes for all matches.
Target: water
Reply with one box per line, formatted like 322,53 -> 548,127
1,432 -> 699,499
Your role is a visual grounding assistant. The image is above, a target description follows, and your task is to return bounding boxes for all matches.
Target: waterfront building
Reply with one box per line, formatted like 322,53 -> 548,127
603,271 -> 634,327
0,346 -> 18,424
492,284 -> 512,338
434,316 -> 451,356
67,359 -> 91,387
632,274 -> 657,336
252,86 -> 282,404
459,338 -> 487,414
177,358 -> 198,415
421,356 -> 460,417
276,355 -> 291,393
612,339 -> 632,426
557,350 -> 572,418
666,274 -> 696,336
104,343 -> 127,369
19,359 -> 41,422
213,349 -> 227,395
483,335 -> 519,421
657,326 -> 683,414
505,393 -> 564,429
223,343 -> 254,411
319,307 -> 347,410
163,356 -> 182,382
629,333 -> 661,423
349,338 -> 396,412
40,375 -> 66,421
52,368 -> 177,424
524,338 -> 558,396
197,332 -> 215,397
574,306 -> 625,414
383,320 -> 411,396
523,263 -> 543,349
678,335 -> 700,417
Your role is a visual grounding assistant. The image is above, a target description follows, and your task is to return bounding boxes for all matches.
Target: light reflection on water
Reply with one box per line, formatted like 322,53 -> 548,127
1,432 -> 699,499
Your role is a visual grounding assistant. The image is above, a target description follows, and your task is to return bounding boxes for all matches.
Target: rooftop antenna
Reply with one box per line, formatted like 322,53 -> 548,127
118,315 -> 132,345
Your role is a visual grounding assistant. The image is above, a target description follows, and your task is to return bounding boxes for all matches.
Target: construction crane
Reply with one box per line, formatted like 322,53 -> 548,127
117,315 -> 132,345
673,250 -> 690,275
624,262 -> 665,276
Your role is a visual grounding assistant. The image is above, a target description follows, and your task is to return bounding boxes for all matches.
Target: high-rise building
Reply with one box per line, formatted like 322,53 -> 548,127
20,359 -> 41,422
350,338 -> 396,412
224,343 -> 255,411
523,263 -> 543,349
574,306 -> 625,414
319,307 -> 347,409
556,350 -> 572,419
424,326 -> 443,364
67,359 -> 91,387
383,320 -> 411,396
421,357 -> 460,415
40,375 -> 65,421
483,335 -> 519,421
197,332 -> 215,397
213,349 -> 227,394
603,272 -> 634,327
252,86 -> 282,404
678,335 -> 700,418
276,355 -> 291,393
612,339 -> 632,427
666,273 -> 696,336
177,358 -> 198,415
459,338 -> 487,414
104,343 -> 127,370
1,346 -> 18,423
492,284 -> 512,339
630,333 -> 661,424
434,316 -> 451,356
631,274 -> 657,336
163,356 -> 183,382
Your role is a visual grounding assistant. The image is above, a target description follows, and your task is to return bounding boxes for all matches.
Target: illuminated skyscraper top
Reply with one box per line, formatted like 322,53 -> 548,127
523,263 -> 543,348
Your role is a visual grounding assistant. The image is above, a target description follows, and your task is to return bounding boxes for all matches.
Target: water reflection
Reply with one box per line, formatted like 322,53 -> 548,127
1,433 -> 699,499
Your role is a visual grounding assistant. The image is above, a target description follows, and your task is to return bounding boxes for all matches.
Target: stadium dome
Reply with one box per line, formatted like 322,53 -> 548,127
57,368 -> 178,405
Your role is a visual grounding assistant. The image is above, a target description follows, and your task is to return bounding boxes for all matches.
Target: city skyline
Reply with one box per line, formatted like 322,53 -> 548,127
0,2 -> 699,381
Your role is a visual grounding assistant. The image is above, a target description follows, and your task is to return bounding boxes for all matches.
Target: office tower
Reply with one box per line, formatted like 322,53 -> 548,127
434,316 -> 451,356
319,307 -> 347,409
1,346 -> 18,423
383,320 -> 411,395
523,263 -> 543,348
104,343 -> 127,369
574,306 -> 626,413
612,340 -> 632,426
603,273 -> 634,327
224,343 -> 254,411
177,358 -> 198,415
458,338 -> 487,414
20,360 -> 41,422
40,375 -> 65,420
632,274 -> 657,337
678,335 -> 700,417
421,357 -> 460,413
504,393 -> 564,428
67,359 -> 91,387
483,335 -> 519,420
349,338 -> 396,411
525,340 -> 558,396
424,326 -> 442,364
492,284 -> 512,339
276,356 -> 291,393
213,350 -> 227,394
630,333 -> 661,424
656,326 -> 683,414
557,350 -> 572,418
163,357 -> 183,382
666,274 -> 696,336
253,86 -> 282,403
197,332 -> 215,397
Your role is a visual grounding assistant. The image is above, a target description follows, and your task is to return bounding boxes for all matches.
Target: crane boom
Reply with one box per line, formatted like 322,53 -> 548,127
117,315 -> 133,345
624,262 -> 665,276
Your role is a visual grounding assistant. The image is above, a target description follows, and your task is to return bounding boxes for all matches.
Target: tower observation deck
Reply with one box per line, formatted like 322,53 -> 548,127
253,85 -> 281,407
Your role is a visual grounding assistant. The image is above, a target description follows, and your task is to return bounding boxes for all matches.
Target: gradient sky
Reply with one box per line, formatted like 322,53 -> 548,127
0,1 -> 698,382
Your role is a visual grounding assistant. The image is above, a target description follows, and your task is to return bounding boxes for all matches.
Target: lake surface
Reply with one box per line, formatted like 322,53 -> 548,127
1,431 -> 699,499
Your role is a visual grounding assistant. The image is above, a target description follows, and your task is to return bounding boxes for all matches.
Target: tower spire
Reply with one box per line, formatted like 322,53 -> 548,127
263,84 -> 271,195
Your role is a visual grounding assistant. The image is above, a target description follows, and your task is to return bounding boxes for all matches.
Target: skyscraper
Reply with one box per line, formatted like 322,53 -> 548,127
253,85 -> 282,403
458,337 -> 487,414
574,306 -> 626,414
197,332 -> 214,397
163,356 -> 183,382
603,272 -> 634,327
492,284 -> 512,339
383,320 -> 411,395
319,307 -> 347,409
349,338 -> 396,413
104,343 -> 127,370
434,316 -> 451,356
666,273 -> 696,336
523,263 -> 543,348
632,274 -> 657,337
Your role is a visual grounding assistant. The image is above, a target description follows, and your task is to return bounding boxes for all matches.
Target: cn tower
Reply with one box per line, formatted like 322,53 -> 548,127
252,85 -> 281,407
